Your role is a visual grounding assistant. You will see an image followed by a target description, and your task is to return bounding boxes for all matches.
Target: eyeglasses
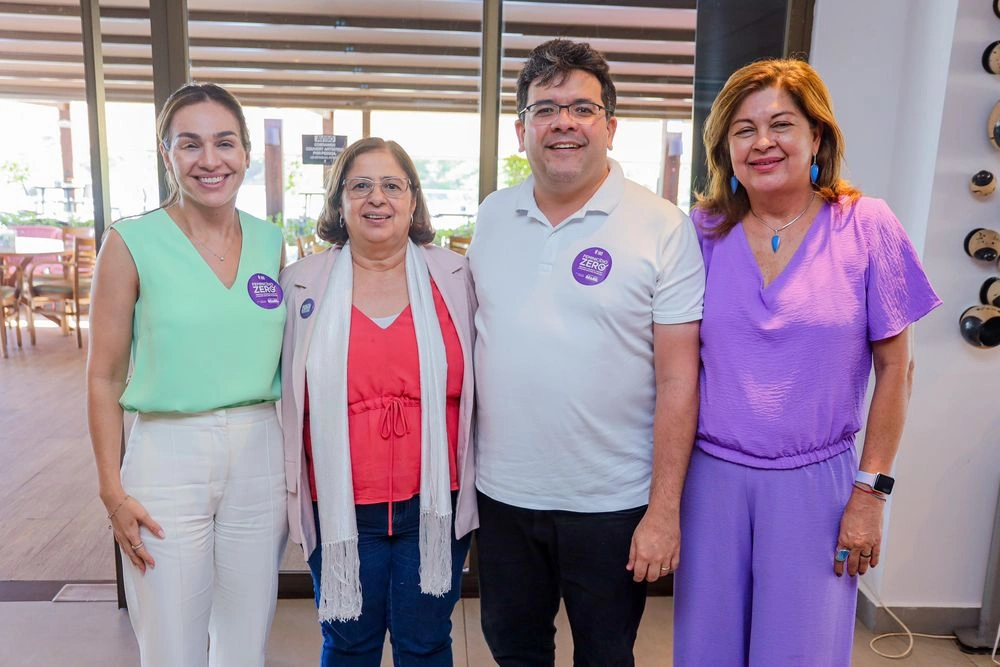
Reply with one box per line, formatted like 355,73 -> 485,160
342,176 -> 412,199
518,101 -> 610,126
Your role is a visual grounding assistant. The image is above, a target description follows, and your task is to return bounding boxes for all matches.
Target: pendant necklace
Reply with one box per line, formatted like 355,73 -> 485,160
193,237 -> 227,262
176,207 -> 239,262
749,193 -> 816,253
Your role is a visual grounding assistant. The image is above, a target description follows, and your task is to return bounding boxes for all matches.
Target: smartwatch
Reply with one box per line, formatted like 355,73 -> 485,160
855,470 -> 894,495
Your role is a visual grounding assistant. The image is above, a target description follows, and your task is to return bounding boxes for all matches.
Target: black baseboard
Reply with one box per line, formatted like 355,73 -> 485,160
0,580 -> 107,602
0,572 -> 673,603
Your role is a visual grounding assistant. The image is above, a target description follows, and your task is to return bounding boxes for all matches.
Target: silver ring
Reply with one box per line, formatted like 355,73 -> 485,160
860,551 -> 872,559
130,541 -> 144,551
835,548 -> 850,562
659,566 -> 671,572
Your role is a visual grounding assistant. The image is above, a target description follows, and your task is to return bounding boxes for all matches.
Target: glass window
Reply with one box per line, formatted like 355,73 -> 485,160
497,1 -> 695,209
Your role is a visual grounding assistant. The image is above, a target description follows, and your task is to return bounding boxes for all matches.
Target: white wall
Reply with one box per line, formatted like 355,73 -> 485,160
813,0 -> 1000,612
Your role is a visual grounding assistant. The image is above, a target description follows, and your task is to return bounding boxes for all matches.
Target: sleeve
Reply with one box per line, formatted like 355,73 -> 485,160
466,190 -> 498,265
863,198 -> 942,341
689,207 -> 715,271
110,215 -> 145,277
652,208 -> 706,325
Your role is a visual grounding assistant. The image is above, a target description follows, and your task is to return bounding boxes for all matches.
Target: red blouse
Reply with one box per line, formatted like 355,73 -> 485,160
303,281 -> 463,504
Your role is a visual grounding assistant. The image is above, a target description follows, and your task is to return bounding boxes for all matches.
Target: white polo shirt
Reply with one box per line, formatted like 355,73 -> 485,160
468,159 -> 705,512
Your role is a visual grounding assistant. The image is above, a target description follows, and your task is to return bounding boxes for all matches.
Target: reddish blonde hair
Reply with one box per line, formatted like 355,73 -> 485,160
697,58 -> 861,237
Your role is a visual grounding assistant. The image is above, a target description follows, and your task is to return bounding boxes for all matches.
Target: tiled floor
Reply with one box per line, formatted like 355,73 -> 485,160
0,593 -> 995,666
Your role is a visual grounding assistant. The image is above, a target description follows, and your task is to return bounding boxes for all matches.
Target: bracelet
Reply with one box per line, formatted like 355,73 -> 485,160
106,495 -> 131,529
853,482 -> 887,501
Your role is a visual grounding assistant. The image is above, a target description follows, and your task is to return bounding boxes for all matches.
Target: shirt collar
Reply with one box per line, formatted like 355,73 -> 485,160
514,158 -> 625,225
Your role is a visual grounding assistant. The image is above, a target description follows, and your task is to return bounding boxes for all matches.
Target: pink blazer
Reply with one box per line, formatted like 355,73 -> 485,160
278,244 -> 478,559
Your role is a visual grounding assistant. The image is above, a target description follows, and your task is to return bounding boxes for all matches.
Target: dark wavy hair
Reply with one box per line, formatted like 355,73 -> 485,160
155,82 -> 251,208
316,137 -> 435,246
516,39 -> 616,118
697,58 -> 861,237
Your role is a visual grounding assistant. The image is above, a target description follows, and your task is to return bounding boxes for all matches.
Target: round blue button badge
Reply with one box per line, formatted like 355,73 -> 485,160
300,298 -> 315,319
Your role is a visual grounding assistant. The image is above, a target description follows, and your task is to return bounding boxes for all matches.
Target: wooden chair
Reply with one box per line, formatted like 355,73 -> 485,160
445,235 -> 471,255
62,226 -> 96,241
296,233 -> 322,258
1,274 -> 24,358
25,236 -> 96,348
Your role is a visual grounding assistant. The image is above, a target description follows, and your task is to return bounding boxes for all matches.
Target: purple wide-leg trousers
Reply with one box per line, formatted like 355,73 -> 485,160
674,446 -> 859,667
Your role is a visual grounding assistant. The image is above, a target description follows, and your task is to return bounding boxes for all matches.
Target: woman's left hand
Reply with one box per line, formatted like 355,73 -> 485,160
833,488 -> 885,577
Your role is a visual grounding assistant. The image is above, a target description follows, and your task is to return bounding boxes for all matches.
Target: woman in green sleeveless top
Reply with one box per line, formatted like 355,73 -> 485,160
87,83 -> 287,667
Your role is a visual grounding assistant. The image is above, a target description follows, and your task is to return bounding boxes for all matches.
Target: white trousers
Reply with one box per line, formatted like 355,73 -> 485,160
120,403 -> 288,667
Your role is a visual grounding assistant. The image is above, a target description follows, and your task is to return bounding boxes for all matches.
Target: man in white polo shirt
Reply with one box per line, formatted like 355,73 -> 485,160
467,39 -> 705,665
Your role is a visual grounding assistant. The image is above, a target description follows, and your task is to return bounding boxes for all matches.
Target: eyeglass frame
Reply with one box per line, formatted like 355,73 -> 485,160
340,176 -> 414,199
517,100 -> 612,126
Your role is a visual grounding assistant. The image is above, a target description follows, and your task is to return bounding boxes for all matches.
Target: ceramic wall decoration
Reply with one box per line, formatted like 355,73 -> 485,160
982,277 -> 1000,307
964,228 -> 1000,261
990,101 -> 1000,150
984,41 -> 1000,74
960,304 -> 1000,348
971,170 -> 997,198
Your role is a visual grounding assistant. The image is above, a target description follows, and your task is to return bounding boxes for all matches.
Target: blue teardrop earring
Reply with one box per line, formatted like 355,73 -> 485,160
730,175 -> 739,194
810,155 -> 820,184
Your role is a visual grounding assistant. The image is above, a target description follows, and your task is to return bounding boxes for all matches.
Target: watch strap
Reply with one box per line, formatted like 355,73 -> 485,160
854,470 -> 894,495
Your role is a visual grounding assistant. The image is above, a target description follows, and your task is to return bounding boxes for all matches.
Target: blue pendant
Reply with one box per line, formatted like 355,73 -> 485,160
771,235 -> 780,252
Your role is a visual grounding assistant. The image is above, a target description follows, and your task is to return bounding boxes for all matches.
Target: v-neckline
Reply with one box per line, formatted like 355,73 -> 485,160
737,201 -> 827,291
354,304 -> 410,330
164,208 -> 245,290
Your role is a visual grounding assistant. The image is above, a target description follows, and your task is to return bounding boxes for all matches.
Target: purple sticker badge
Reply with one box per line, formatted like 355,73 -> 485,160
572,247 -> 613,286
247,273 -> 283,309
300,298 -> 315,319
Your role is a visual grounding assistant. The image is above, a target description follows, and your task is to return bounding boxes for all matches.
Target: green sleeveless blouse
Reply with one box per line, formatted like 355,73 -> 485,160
115,208 -> 286,413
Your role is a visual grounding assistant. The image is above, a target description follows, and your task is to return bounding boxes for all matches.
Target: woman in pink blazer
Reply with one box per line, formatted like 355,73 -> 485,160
278,137 -> 477,666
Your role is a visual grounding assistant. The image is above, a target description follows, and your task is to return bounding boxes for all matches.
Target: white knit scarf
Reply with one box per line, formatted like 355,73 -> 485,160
306,240 -> 453,623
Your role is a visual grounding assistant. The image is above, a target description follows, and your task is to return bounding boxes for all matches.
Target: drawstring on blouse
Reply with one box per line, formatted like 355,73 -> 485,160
378,396 -> 410,535
379,397 -> 409,439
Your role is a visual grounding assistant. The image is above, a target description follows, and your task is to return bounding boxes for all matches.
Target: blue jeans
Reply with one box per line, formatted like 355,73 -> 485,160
476,492 -> 648,667
307,494 -> 471,666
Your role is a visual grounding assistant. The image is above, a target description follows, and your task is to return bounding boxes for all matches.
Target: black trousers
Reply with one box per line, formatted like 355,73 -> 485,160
476,491 -> 648,667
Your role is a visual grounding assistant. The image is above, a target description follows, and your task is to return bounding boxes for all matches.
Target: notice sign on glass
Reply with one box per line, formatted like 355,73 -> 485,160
302,134 -> 347,165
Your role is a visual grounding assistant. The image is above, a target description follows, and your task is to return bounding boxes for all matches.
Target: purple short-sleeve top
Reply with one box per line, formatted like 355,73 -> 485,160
692,196 -> 941,469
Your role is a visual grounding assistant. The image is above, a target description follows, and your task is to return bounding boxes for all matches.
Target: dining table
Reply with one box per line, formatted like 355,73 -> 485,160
0,236 -> 70,281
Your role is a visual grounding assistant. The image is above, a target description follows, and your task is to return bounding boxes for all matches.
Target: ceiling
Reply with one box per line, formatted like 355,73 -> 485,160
0,0 -> 697,119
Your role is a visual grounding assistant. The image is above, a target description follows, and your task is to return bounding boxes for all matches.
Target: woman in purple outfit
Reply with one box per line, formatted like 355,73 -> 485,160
673,59 -> 941,666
